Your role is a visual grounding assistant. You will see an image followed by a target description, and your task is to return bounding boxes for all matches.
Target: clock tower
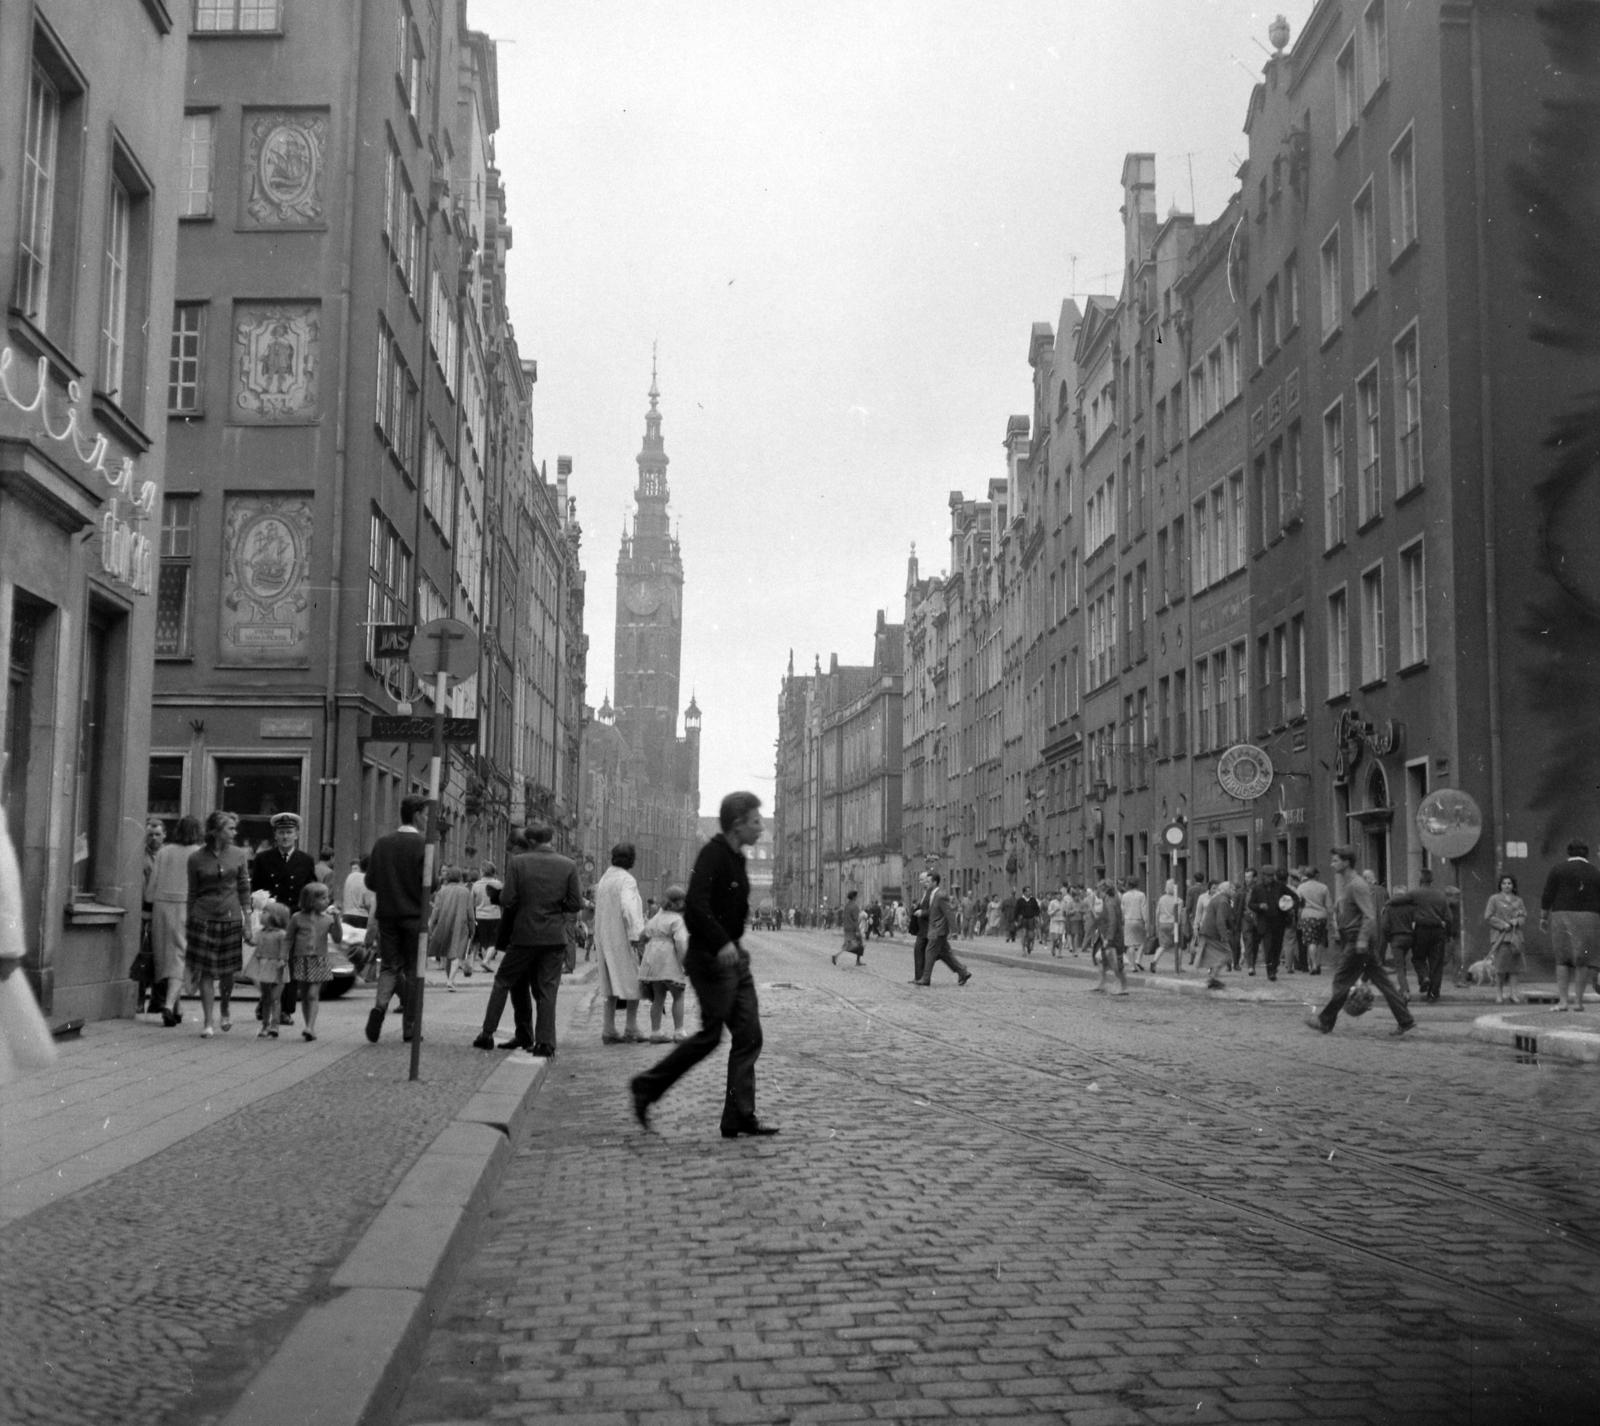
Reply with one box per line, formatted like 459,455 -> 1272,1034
614,357 -> 687,790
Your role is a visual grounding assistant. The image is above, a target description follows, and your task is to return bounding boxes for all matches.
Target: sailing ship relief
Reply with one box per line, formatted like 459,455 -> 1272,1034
220,494 -> 314,665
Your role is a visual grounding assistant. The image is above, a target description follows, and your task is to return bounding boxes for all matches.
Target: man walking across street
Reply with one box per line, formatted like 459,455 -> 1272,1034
1306,846 -> 1416,1037
252,811 -> 316,1027
916,870 -> 971,986
364,797 -> 430,1044
631,792 -> 776,1138
1093,878 -> 1128,995
1540,839 -> 1600,1012
909,872 -> 933,982
475,821 -> 583,1055
1016,887 -> 1041,954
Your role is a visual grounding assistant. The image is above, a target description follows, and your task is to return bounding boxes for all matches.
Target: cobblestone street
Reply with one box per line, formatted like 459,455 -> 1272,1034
396,929 -> 1599,1426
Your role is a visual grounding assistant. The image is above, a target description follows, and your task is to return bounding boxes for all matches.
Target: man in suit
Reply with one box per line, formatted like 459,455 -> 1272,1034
252,811 -> 317,1026
630,791 -> 774,1137
916,870 -> 972,986
475,821 -> 582,1054
364,796 -> 430,1044
909,870 -> 933,983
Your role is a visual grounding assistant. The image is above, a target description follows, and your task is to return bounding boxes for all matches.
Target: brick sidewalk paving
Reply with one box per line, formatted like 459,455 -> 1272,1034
395,931 -> 1599,1426
0,972 -> 544,1426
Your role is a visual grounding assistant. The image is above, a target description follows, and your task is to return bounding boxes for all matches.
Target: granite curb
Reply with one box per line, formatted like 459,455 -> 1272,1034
1470,1009 -> 1600,1064
217,1048 -> 552,1426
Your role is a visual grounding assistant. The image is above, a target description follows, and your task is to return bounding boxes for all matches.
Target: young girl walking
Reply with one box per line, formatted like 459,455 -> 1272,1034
286,883 -> 341,1041
253,903 -> 291,1037
637,886 -> 691,1043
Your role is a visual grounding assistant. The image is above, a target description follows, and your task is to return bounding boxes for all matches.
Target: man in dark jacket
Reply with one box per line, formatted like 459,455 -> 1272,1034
908,870 -> 932,984
1247,868 -> 1298,982
916,871 -> 971,986
630,791 -> 774,1138
364,796 -> 430,1043
474,821 -> 582,1054
1408,868 -> 1452,1002
252,812 -> 316,1025
1540,840 -> 1600,1010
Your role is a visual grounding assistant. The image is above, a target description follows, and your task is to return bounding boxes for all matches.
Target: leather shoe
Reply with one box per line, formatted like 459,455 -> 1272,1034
1391,1021 -> 1418,1037
532,1043 -> 556,1058
1305,1015 -> 1332,1034
957,971 -> 972,986
721,1121 -> 779,1139
630,1079 -> 653,1132
498,1039 -> 533,1052
365,1008 -> 384,1044
472,1033 -> 495,1050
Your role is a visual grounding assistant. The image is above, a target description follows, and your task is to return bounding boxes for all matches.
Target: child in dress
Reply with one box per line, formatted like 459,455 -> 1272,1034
286,883 -> 341,1042
253,903 -> 291,1038
637,886 -> 690,1043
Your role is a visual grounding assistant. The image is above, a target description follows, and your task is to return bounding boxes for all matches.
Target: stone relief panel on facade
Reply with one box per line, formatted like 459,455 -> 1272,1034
241,110 -> 328,227
220,494 -> 314,665
232,301 -> 319,422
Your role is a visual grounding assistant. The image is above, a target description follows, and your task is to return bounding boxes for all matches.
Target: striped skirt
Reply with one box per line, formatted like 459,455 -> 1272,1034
185,916 -> 244,978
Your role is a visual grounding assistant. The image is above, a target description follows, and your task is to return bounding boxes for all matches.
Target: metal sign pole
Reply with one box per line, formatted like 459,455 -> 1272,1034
411,665 -> 447,1083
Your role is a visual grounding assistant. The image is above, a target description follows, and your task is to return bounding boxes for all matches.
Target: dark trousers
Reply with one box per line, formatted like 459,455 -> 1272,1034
481,943 -> 563,1047
374,921 -> 418,1034
633,946 -> 762,1133
1258,922 -> 1286,978
912,935 -> 929,983
1412,927 -> 1447,998
918,934 -> 968,983
1316,937 -> 1415,1030
1240,918 -> 1259,971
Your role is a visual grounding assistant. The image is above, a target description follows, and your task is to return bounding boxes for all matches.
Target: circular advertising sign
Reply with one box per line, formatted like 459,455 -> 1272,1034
1217,744 -> 1274,801
1416,788 -> 1483,861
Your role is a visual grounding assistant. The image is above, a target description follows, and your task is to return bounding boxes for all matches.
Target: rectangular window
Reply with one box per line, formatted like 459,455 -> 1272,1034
1192,496 -> 1209,592
1283,251 -> 1300,331
1189,364 -> 1205,434
1356,366 -> 1382,523
1158,675 -> 1171,754
1399,540 -> 1426,666
1257,633 -> 1274,732
1232,641 -> 1248,745
1265,277 -> 1280,352
1172,515 -> 1186,598
1251,300 -> 1265,369
1335,38 -> 1358,140
179,113 -> 214,219
167,303 -> 205,414
98,180 -> 133,402
1173,668 -> 1188,755
1360,563 -> 1386,683
1287,614 -> 1306,718
1156,527 -> 1169,606
1136,561 -> 1149,659
1228,470 -> 1246,570
1362,1 -> 1389,101
156,497 -> 195,657
1196,658 -> 1212,752
1284,422 -> 1303,522
1323,400 -> 1347,549
366,511 -> 412,666
1394,326 -> 1422,495
195,0 -> 281,30
1210,486 -> 1226,582
375,320 -> 392,433
1353,182 -> 1378,298
1224,328 -> 1241,401
1213,651 -> 1231,744
18,63 -> 61,326
1154,397 -> 1167,458
71,608 -> 116,896
1255,453 -> 1269,552
1206,346 -> 1224,415
1327,587 -> 1350,697
1390,126 -> 1417,253
1320,226 -> 1342,337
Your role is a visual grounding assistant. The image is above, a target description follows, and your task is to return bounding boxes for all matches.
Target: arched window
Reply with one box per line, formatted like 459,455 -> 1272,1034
1366,762 -> 1389,810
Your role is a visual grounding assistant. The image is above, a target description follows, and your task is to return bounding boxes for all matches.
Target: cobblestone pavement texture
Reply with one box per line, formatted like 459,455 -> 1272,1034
0,983 -> 502,1426
395,928 -> 1599,1426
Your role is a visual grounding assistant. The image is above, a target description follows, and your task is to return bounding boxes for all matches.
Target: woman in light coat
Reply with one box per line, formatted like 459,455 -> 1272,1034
430,867 -> 479,990
594,842 -> 646,1043
150,816 -> 202,1026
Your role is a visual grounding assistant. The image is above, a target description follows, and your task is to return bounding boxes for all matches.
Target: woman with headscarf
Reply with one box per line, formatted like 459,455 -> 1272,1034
186,811 -> 252,1037
149,816 -> 202,1026
1155,879 -> 1184,974
594,842 -> 646,1043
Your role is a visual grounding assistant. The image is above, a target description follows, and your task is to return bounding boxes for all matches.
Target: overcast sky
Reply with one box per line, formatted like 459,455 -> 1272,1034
468,0 -> 1307,814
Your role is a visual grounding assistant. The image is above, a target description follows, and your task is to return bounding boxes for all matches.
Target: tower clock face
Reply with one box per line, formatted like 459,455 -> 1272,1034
624,579 -> 662,616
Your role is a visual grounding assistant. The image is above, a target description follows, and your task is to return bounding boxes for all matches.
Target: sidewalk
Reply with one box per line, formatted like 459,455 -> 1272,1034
0,964 -> 586,1426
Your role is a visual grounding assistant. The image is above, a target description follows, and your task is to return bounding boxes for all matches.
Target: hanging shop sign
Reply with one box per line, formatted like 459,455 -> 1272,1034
1217,743 -> 1274,801
0,346 -> 155,594
1332,709 -> 1402,783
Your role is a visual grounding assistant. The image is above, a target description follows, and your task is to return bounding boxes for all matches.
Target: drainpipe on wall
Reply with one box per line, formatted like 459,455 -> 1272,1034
1470,11 -> 1506,861
320,0 -> 364,854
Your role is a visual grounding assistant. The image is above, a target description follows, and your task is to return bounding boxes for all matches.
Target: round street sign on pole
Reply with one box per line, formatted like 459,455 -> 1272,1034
409,617 -> 479,684
1416,788 -> 1483,861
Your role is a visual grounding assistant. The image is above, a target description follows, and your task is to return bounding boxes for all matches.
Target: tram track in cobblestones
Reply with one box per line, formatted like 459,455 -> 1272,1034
776,1002 -> 1596,1343
801,971 -> 1600,1268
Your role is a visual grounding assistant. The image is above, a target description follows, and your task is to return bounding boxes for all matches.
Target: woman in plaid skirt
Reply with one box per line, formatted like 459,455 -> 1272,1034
185,811 -> 253,1037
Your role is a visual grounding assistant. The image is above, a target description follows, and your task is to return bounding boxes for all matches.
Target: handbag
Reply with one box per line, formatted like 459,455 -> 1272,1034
1344,980 -> 1376,1017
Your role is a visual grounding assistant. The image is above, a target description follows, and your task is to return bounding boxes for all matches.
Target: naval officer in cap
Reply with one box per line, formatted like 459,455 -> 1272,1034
252,812 -> 317,1025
